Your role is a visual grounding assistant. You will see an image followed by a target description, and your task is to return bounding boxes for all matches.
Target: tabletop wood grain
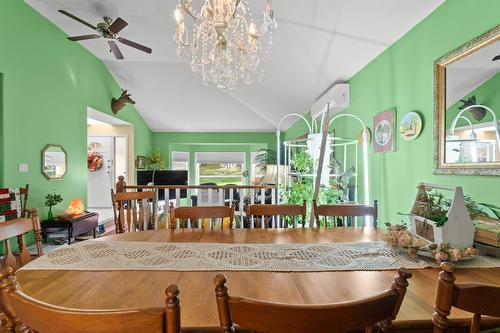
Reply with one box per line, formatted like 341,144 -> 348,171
16,228 -> 500,330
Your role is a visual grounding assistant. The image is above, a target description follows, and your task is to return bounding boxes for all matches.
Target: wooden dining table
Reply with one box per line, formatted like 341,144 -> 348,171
16,228 -> 500,332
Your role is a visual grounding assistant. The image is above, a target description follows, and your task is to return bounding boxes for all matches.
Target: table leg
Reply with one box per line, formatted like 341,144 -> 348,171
68,225 -> 72,245
42,227 -> 47,243
93,228 -> 96,239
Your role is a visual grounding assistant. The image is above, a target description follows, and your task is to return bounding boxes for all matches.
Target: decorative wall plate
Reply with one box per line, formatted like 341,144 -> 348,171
399,112 -> 422,141
373,108 -> 396,153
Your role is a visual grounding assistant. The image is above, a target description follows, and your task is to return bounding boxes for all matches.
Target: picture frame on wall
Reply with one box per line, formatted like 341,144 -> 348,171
373,108 -> 396,153
136,156 -> 147,170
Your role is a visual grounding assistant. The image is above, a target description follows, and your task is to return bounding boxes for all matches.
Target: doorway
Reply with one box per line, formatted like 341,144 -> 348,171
87,108 -> 134,224
87,136 -> 127,208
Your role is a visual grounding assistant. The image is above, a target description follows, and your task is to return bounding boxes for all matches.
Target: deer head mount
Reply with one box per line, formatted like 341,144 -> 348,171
111,89 -> 135,115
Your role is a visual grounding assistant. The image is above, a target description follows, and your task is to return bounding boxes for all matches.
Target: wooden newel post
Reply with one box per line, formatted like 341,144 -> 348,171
432,262 -> 456,333
115,175 -> 126,193
165,285 -> 180,333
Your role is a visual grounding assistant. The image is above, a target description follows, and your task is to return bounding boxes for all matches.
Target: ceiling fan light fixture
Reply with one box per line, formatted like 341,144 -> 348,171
58,10 -> 152,60
174,0 -> 277,92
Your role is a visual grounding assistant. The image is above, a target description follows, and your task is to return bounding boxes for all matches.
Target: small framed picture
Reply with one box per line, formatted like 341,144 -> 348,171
373,108 -> 396,153
136,156 -> 146,170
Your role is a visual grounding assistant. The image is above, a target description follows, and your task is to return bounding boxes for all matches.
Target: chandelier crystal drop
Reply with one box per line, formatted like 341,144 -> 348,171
174,0 -> 277,92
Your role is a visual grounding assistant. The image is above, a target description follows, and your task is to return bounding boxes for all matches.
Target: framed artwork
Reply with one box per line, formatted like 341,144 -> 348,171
399,112 -> 422,141
373,108 -> 396,153
136,156 -> 147,169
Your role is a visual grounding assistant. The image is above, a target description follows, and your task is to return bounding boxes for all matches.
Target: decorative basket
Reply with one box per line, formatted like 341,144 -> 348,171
408,183 -> 475,249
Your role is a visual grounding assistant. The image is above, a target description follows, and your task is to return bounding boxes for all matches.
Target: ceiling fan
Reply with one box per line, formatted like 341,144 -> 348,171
58,10 -> 152,60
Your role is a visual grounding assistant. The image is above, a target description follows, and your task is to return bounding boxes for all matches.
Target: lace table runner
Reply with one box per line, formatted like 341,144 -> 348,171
19,240 -> 500,272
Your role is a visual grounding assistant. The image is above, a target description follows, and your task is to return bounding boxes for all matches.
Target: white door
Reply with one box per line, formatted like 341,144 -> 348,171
87,137 -> 114,208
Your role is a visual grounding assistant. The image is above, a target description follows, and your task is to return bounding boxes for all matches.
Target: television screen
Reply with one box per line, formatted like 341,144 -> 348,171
136,170 -> 188,201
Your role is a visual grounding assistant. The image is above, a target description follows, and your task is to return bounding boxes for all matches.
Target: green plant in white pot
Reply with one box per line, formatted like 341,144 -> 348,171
147,149 -> 166,171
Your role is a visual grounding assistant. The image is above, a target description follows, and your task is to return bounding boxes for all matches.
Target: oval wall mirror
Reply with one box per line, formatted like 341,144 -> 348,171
42,144 -> 67,180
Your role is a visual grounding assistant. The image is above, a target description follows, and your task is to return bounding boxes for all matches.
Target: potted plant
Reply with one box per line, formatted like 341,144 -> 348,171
406,183 -> 500,249
281,150 -> 349,226
147,149 -> 166,170
45,192 -> 63,220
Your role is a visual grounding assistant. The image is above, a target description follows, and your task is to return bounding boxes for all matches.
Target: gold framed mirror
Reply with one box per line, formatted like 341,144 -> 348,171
42,144 -> 67,180
434,25 -> 500,176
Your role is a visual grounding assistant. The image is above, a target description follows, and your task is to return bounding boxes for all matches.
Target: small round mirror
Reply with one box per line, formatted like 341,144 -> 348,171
42,144 -> 67,180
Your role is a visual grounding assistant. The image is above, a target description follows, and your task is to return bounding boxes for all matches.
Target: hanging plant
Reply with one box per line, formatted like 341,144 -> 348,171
87,152 -> 103,172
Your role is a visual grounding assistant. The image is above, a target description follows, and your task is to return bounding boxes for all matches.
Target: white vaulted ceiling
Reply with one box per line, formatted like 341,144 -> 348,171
26,0 -> 444,132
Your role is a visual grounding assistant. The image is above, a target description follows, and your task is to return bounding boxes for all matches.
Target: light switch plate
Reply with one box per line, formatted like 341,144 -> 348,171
19,163 -> 28,173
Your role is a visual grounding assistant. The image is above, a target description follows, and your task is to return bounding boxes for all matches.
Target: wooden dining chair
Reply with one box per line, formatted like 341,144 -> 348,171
169,203 -> 234,229
313,200 -> 378,228
214,268 -> 412,333
433,262 -> 500,333
0,209 -> 43,271
246,201 -> 307,228
0,268 -> 181,333
111,190 -> 158,233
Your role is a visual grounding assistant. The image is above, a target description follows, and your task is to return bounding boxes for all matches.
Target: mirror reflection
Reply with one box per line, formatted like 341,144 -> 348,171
445,39 -> 500,164
42,144 -> 67,180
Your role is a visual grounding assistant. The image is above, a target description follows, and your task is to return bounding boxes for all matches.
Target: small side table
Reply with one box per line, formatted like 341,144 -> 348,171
41,212 -> 99,245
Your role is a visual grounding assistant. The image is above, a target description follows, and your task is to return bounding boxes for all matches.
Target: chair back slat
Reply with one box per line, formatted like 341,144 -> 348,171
453,283 -> 500,317
119,205 -> 126,233
132,203 -> 138,232
0,219 -> 34,240
0,209 -> 43,271
0,268 -> 181,333
19,185 -> 29,218
169,204 -> 234,229
126,204 -> 132,232
246,201 -> 307,229
17,235 -> 31,267
214,268 -> 412,333
3,241 -> 16,271
111,190 -> 157,234
313,200 -> 378,228
433,263 -> 500,333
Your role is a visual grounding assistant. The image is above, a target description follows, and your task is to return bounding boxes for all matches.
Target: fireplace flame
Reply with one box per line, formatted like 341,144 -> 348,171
65,198 -> 84,216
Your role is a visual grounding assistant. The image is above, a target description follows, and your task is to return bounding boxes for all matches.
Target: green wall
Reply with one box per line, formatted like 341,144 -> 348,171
446,72 -> 500,128
0,73 -> 3,185
153,132 -> 276,184
0,1 -> 153,219
284,0 -> 500,224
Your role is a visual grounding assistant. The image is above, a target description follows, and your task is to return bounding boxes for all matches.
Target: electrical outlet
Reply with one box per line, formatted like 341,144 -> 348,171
19,163 -> 28,173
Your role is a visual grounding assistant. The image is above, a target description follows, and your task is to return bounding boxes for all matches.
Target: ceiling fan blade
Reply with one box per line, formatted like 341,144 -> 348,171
58,10 -> 97,30
493,55 -> 500,61
67,34 -> 101,41
108,40 -> 124,60
117,37 -> 152,54
109,17 -> 128,34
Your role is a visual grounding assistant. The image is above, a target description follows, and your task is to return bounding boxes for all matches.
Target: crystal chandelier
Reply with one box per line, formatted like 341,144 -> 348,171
174,0 -> 277,91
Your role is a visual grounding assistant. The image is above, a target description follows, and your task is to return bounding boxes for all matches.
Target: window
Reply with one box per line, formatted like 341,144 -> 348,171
195,152 -> 245,185
172,151 -> 189,171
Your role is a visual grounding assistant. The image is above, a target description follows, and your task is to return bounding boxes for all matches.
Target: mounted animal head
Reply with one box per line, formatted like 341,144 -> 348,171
111,89 -> 135,115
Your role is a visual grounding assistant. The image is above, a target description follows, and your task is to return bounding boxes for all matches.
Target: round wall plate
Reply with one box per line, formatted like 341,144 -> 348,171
399,112 -> 422,141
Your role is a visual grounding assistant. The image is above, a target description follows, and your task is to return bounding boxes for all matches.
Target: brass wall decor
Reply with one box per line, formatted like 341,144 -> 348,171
434,25 -> 500,176
42,144 -> 67,180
